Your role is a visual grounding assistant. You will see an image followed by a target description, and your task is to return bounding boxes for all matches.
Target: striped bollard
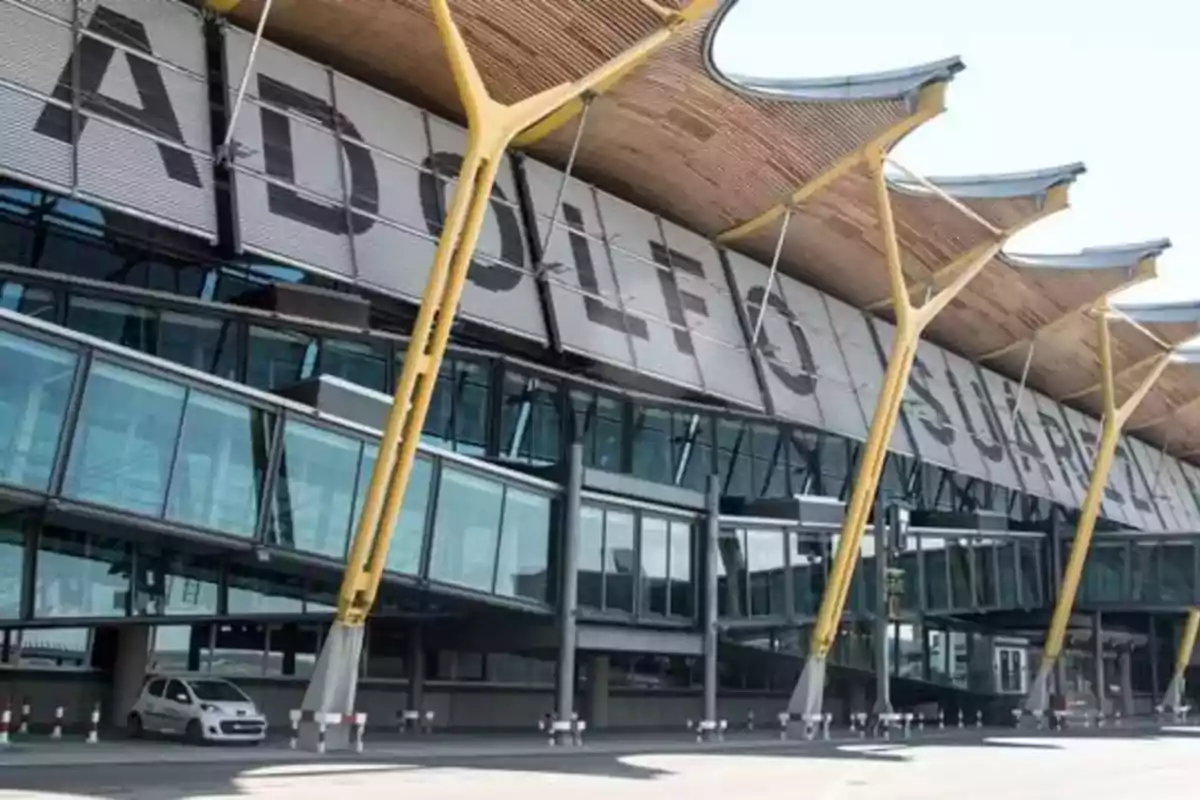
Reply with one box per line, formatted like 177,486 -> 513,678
85,703 -> 100,745
351,712 -> 367,753
777,712 -> 789,741
938,710 -> 944,730
957,709 -> 964,729
51,706 -> 64,740
976,710 -> 982,729
0,706 -> 10,747
288,710 -> 301,749
18,699 -> 30,735
317,714 -> 329,754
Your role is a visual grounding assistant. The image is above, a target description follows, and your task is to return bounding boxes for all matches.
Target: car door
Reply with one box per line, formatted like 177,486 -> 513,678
140,678 -> 168,733
160,678 -> 195,735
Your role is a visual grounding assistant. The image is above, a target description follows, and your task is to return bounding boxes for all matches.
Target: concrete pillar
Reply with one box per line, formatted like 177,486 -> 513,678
407,625 -> 425,713
1119,646 -> 1134,717
553,442 -> 583,741
585,654 -> 610,729
1149,614 -> 1160,696
872,496 -> 892,715
702,474 -> 719,731
111,625 -> 151,727
1093,612 -> 1105,711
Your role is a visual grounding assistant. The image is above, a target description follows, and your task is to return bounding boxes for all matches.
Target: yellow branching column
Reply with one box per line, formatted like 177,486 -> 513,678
787,153 -> 1007,722
1023,305 -> 1172,716
278,0 -> 717,751
1162,608 -> 1200,716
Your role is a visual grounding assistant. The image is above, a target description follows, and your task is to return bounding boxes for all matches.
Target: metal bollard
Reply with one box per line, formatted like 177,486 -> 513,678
938,709 -> 945,730
918,713 -> 925,732
18,699 -> 30,735
903,713 -> 912,740
0,706 -> 10,747
351,712 -> 367,753
777,712 -> 789,741
1114,710 -> 1122,727
976,710 -> 983,729
85,703 -> 100,745
1097,710 -> 1105,728
718,719 -> 727,742
746,710 -> 755,731
957,709 -> 964,729
848,713 -> 857,738
822,713 -> 831,741
548,719 -> 571,747
288,710 -> 300,749
857,713 -> 868,739
51,706 -> 63,740
573,719 -> 587,747
316,715 -> 328,755
423,710 -> 435,733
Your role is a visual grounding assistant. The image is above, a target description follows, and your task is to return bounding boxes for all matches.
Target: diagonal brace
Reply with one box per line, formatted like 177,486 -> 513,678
336,0 -> 715,626
1162,608 -> 1200,713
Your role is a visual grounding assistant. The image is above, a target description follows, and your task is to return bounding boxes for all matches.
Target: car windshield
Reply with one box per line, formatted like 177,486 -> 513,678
188,680 -> 249,703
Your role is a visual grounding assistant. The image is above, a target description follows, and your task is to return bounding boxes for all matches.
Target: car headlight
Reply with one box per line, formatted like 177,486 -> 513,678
200,703 -> 219,713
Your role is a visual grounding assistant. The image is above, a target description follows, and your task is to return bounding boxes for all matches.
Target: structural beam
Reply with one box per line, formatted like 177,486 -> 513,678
289,0 -> 713,749
1162,608 -> 1200,713
1023,306 -> 1173,715
715,83 -> 948,244
787,151 -> 1017,724
1061,352 -> 1163,402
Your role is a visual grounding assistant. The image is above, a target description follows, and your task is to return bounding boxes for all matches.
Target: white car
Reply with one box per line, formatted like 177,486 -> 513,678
128,675 -> 267,744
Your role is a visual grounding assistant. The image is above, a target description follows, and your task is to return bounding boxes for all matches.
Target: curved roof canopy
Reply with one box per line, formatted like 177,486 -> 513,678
207,0 -> 1198,462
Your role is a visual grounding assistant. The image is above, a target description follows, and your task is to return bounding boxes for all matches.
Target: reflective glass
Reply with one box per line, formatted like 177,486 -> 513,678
226,566 -> 305,615
577,505 -> 605,609
716,530 -> 745,618
429,467 -> 504,592
924,537 -> 949,611
716,420 -> 751,499
1080,543 -> 1126,604
132,545 -> 221,617
632,409 -> 673,485
640,515 -> 669,615
751,425 -> 787,498
603,509 -> 635,612
948,541 -> 972,609
34,527 -> 130,619
1019,539 -> 1042,606
668,519 -> 694,619
790,532 -> 825,617
0,282 -> 56,320
975,542 -> 997,608
747,528 -> 786,617
353,448 -> 433,576
320,338 -> 389,392
423,360 -> 490,457
1157,543 -> 1194,604
0,521 -> 24,619
677,415 -> 713,493
63,361 -> 186,516
858,535 -> 877,615
571,390 -> 623,472
268,421 -> 362,559
897,536 -> 920,613
896,623 -> 923,679
66,295 -> 156,354
0,330 -> 76,492
997,541 -> 1018,607
246,325 -> 316,391
494,487 -> 551,602
499,372 -> 561,466
156,310 -> 238,381
165,391 -> 272,538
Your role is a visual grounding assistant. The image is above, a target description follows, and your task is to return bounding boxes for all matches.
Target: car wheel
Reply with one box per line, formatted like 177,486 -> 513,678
185,719 -> 205,746
127,713 -> 144,739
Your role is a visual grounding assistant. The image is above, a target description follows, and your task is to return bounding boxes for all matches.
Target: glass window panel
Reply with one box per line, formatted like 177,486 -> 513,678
0,282 -> 56,320
268,421 -> 361,559
16,627 -> 93,669
975,542 -> 997,608
352,448 -> 433,576
65,295 -> 156,355
640,515 -> 669,616
571,390 -> 623,472
677,415 -> 713,493
668,519 -> 694,619
418,355 -> 454,450
632,408 -> 673,485
0,521 -> 25,619
998,541 -> 1018,607
34,527 -> 130,619
928,628 -> 949,684
156,311 -> 238,381
949,541 -> 972,609
1081,543 -> 1126,604
897,536 -> 920,613
716,530 -> 745,618
949,630 -> 969,688
857,534 -> 876,616
716,420 -> 751,499
1019,539 -> 1042,606
896,622 -> 923,680
603,510 -> 636,613
494,487 -> 551,602
578,505 -> 605,609
747,528 -> 786,617
148,625 -> 197,674
924,537 -> 949,611
63,362 -> 186,516
752,425 -> 787,499
1158,543 -> 1194,604
226,567 -> 305,615
0,330 -> 76,492
428,467 -> 504,592
246,325 -> 315,391
500,372 -> 561,466
451,360 -> 491,457
165,391 -> 271,538
790,532 -> 825,617
208,622 -> 267,676
132,545 -> 221,617
320,338 -> 388,392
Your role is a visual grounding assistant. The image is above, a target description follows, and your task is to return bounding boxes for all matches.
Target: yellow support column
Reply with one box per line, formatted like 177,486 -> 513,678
288,0 -> 716,750
1161,608 -> 1200,716
1023,306 -> 1172,716
787,153 -> 1005,721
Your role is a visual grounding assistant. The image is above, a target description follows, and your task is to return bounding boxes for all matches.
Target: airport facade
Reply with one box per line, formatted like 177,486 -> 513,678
0,0 -> 1198,731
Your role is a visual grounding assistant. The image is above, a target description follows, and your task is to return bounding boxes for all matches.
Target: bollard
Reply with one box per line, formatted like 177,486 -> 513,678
85,703 -> 100,745
777,712 -> 789,741
288,710 -> 300,749
822,713 -> 831,741
1097,710 -> 1105,728
351,712 -> 367,753
548,719 -> 571,747
316,715 -> 328,754
903,713 -> 912,740
1114,710 -> 1122,727
1033,709 -> 1045,730
746,710 -> 755,731
857,713 -> 868,739
18,699 -> 30,736
718,719 -> 727,743
938,709 -> 945,730
423,710 -> 435,733
848,713 -> 857,738
976,710 -> 982,729
685,718 -> 693,731
957,709 -> 964,729
51,706 -> 63,740
573,719 -> 587,747
918,713 -> 925,732
0,706 -> 10,747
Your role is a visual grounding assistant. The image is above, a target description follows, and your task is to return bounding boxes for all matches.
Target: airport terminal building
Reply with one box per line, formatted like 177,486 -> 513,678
1,0 -> 1199,731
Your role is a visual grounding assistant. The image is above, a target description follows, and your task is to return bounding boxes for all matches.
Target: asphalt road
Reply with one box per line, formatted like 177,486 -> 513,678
4,730 -> 1200,800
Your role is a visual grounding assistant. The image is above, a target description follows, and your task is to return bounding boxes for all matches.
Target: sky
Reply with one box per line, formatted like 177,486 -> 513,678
712,0 -> 1197,305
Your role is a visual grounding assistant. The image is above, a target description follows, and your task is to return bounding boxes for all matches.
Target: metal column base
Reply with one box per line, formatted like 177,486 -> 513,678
299,621 -> 365,752
785,654 -> 826,737
1022,660 -> 1054,717
1161,674 -> 1186,716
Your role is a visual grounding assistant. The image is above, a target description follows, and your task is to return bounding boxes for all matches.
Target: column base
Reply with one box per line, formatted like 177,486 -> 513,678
298,621 -> 365,752
1022,660 -> 1054,717
1160,674 -> 1189,719
695,719 -> 726,743
785,654 -> 826,738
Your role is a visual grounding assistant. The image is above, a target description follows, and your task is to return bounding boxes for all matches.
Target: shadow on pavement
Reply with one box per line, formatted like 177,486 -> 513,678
0,725 -> 1194,799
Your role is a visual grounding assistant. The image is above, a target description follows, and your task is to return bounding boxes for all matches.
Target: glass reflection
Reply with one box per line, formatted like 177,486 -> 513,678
924,537 -> 949,611
577,505 -> 605,609
246,325 -> 315,391
0,329 -> 76,492
165,391 -> 271,538
268,421 -> 362,559
319,339 -> 388,393
226,566 -> 305,615
1019,538 -> 1042,606
640,516 -> 669,615
603,510 -> 635,613
717,530 -> 746,619
790,532 -> 825,617
949,540 -> 972,609
668,519 -> 694,619
746,528 -> 786,617
63,361 -> 186,516
0,521 -> 24,619
133,546 -> 220,617
632,409 -> 673,485
353,448 -> 433,576
500,372 -> 561,467
1081,543 -> 1125,604
494,487 -> 550,602
571,390 -> 623,472
998,541 -> 1018,607
34,527 -> 130,619
428,467 -> 504,592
